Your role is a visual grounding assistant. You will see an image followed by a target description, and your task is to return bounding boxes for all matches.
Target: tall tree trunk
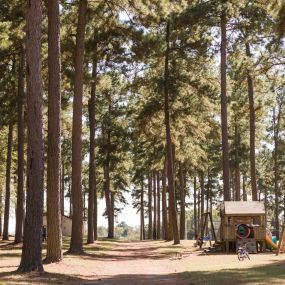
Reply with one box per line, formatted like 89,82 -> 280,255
2,123 -> 13,241
0,193 -> 2,237
110,192 -> 115,238
18,0 -> 44,272
68,183 -> 73,218
140,179 -> 145,240
153,171 -> 157,240
199,172 -> 204,237
94,176 -> 98,240
206,169 -> 210,214
264,187 -> 268,226
148,174 -> 152,239
69,183 -> 72,217
242,175 -> 247,201
87,41 -> 97,244
194,176 -> 197,239
103,159 -> 111,238
283,195 -> 285,225
234,121 -> 241,201
179,162 -> 185,239
46,0 -> 62,263
157,171 -> 161,240
61,163 -> 64,216
273,106 -> 282,240
164,20 -> 180,245
69,0 -> 87,254
230,169 -> 234,201
220,4 -> 230,201
162,160 -> 168,240
197,187 -> 200,237
15,46 -> 25,244
104,119 -> 114,239
167,199 -> 174,241
83,191 -> 86,221
245,42 -> 258,201
199,173 -> 204,216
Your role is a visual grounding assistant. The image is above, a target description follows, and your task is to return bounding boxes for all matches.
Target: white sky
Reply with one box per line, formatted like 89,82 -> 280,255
8,191 -> 140,235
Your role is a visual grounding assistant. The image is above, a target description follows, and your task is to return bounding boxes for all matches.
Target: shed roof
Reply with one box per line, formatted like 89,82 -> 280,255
222,201 -> 265,215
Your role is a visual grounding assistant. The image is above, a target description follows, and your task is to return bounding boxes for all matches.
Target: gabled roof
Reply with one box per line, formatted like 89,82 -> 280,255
222,201 -> 265,215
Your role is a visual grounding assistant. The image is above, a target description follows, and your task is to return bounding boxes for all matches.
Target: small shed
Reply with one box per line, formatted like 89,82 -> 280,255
220,201 -> 266,252
43,214 -> 72,236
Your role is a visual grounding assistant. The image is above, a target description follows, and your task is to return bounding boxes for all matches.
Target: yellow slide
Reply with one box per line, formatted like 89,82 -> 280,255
265,234 -> 278,250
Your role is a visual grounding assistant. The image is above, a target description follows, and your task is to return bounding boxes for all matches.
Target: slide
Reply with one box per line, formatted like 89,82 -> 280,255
265,234 -> 278,250
265,234 -> 285,251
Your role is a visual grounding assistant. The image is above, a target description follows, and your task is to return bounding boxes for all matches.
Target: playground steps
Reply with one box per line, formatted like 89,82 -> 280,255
236,238 -> 257,253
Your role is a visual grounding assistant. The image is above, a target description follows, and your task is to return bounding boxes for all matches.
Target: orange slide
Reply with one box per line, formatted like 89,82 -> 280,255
265,234 -> 278,250
265,234 -> 284,251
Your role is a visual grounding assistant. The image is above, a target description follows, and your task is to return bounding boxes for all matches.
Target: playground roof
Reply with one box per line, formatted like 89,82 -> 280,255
222,201 -> 265,215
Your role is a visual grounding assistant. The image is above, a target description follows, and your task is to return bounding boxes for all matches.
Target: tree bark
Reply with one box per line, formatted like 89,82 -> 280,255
18,0 -> 44,272
15,46 -> 25,244
194,176 -> 197,239
140,179 -> 145,240
206,169 -> 210,214
162,160 -> 168,240
234,121 -> 241,201
87,40 -> 97,244
157,171 -> 161,240
0,193 -> 2,237
110,192 -> 115,238
69,0 -> 87,254
242,175 -> 247,201
61,163 -> 65,216
199,173 -> 204,216
69,183 -> 72,217
220,4 -> 231,201
94,174 -> 98,240
164,20 -> 180,244
104,118 -> 114,238
148,174 -> 152,239
179,162 -> 185,239
153,171 -> 157,240
46,0 -> 62,263
273,106 -> 282,240
197,185 -> 200,236
2,123 -> 13,241
245,42 -> 258,201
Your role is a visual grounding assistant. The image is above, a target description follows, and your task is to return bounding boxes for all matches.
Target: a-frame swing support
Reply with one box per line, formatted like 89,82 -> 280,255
198,212 -> 217,248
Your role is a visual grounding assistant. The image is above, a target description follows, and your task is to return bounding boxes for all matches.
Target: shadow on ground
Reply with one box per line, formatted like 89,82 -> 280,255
0,271 -> 186,285
183,259 -> 285,285
1,260 -> 285,285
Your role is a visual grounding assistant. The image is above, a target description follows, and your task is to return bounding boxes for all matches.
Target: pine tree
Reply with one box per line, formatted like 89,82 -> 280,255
15,45 -> 25,244
2,122 -> 13,241
46,0 -> 62,263
69,0 -> 88,254
164,20 -> 180,245
220,1 -> 231,201
18,0 -> 44,272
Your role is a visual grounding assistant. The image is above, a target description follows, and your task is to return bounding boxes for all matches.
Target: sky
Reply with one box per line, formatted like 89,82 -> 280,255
8,191 -> 140,235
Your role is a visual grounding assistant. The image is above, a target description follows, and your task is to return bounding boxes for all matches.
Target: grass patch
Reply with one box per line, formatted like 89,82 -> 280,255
183,260 -> 285,285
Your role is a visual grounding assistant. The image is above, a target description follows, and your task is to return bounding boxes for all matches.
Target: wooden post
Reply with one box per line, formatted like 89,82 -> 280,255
276,224 -> 285,256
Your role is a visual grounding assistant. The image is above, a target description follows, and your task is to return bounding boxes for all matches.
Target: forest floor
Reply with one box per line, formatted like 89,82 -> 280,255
0,238 -> 285,285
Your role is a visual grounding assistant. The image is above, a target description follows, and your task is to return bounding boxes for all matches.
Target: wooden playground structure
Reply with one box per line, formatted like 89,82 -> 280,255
197,201 -> 271,253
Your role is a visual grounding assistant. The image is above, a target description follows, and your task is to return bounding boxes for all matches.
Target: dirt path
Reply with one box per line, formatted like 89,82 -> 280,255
0,240 -> 191,285
1,239 -> 285,285
50,240 -> 193,284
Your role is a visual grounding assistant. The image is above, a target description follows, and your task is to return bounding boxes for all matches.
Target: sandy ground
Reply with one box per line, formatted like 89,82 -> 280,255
1,239 -> 285,285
